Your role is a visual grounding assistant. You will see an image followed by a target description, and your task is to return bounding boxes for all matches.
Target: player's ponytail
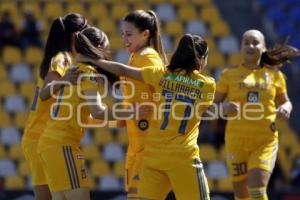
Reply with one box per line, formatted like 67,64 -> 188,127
40,17 -> 66,80
260,44 -> 299,69
39,13 -> 88,80
147,10 -> 168,65
167,34 -> 208,74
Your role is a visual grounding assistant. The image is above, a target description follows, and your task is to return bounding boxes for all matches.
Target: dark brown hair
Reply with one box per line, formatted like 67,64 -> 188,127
167,34 -> 208,74
124,10 -> 168,65
40,13 -> 87,80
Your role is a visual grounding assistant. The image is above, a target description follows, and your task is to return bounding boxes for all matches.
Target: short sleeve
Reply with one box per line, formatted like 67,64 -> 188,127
50,52 -> 71,77
216,69 -> 229,94
275,71 -> 287,95
141,66 -> 164,87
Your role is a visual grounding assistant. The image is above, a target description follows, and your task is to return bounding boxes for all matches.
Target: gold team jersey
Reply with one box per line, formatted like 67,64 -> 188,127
22,52 -> 72,145
141,67 -> 216,169
217,65 -> 287,137
122,47 -> 165,156
39,63 -> 99,148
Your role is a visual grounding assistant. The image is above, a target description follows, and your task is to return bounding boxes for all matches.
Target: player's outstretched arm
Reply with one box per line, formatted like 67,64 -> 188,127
76,55 -> 144,81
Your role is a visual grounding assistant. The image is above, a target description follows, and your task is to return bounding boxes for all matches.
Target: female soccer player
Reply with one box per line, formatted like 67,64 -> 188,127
37,26 -> 148,200
118,10 -> 167,198
77,33 -> 215,200
21,13 -> 87,200
214,29 -> 298,200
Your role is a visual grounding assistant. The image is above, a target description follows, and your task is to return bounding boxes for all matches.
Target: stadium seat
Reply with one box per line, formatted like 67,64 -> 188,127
0,66 -> 8,82
4,176 -> 25,189
44,2 -> 63,20
0,127 -> 21,145
8,144 -> 24,160
178,5 -> 197,21
4,95 -> 26,113
204,36 -> 217,52
98,175 -> 121,191
0,159 -> 17,177
97,18 -> 117,36
200,5 -> 220,24
18,160 -> 31,177
82,144 -> 101,160
81,129 -> 93,145
109,34 -> 124,50
116,129 -> 128,145
155,4 -> 176,22
14,112 -> 28,129
2,46 -> 23,65
206,161 -> 229,179
22,2 -> 42,19
199,144 -> 217,162
0,2 -> 18,20
66,2 -> 86,16
208,51 -> 226,68
186,20 -> 209,36
0,81 -> 16,98
191,0 -> 212,6
132,3 -> 150,11
162,34 -> 173,53
210,20 -> 230,37
113,161 -> 125,177
90,159 -> 111,177
88,3 -> 108,20
0,144 -> 6,159
164,21 -> 184,37
218,35 -> 240,54
0,111 -> 12,128
102,143 -> 124,162
9,64 -> 33,83
111,4 -> 129,20
218,145 -> 227,161
19,81 -> 36,103
94,128 -> 114,145
148,0 -> 166,4
217,177 -> 233,192
24,46 -> 43,65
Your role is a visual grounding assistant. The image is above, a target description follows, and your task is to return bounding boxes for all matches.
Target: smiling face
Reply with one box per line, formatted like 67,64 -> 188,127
241,30 -> 266,64
121,21 -> 149,53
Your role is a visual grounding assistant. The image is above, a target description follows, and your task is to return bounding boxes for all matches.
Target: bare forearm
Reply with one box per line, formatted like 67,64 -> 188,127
40,80 -> 67,100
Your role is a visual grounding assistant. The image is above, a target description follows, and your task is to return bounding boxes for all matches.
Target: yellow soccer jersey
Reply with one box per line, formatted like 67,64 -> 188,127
40,63 -> 99,147
141,67 -> 216,169
22,52 -> 72,145
217,65 -> 287,137
122,47 -> 165,155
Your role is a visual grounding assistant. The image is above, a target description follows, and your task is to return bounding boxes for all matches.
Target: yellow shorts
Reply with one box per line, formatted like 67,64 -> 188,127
22,141 -> 47,186
125,150 -> 144,198
139,158 -> 210,200
39,145 -> 90,192
225,134 -> 278,182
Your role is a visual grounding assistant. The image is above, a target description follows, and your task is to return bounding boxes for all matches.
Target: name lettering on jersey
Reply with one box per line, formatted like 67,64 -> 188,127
164,73 -> 204,88
159,77 -> 203,99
